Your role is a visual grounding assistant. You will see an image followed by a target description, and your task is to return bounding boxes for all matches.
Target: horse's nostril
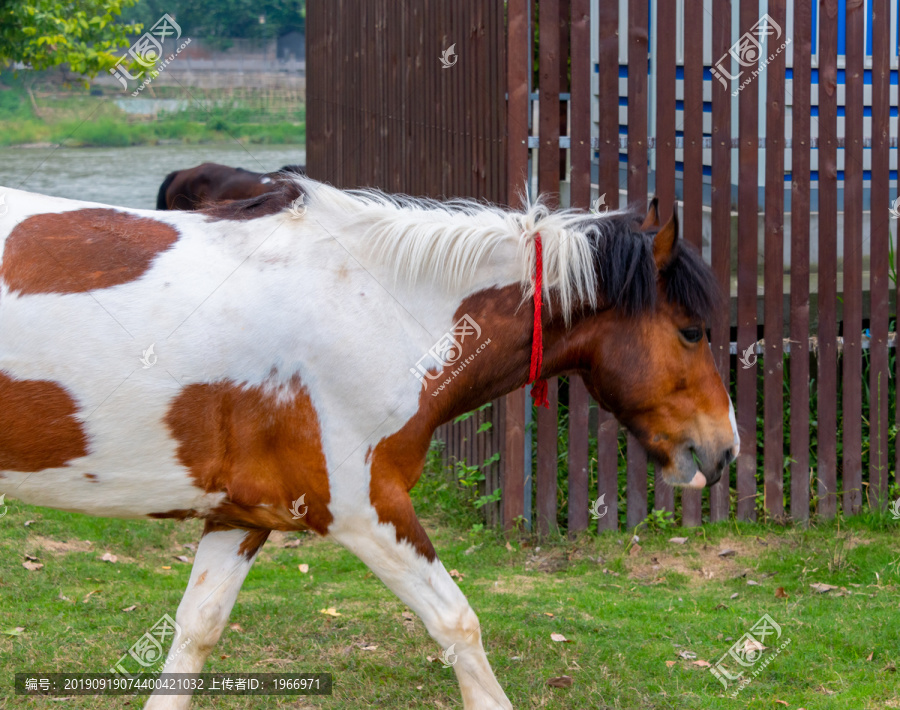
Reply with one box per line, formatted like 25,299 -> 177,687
719,447 -> 735,470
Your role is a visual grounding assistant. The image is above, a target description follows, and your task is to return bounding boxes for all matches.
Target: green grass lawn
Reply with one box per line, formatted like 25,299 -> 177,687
1,476 -> 898,709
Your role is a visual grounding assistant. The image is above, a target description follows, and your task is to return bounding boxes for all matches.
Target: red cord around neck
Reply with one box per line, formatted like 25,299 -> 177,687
528,232 -> 549,408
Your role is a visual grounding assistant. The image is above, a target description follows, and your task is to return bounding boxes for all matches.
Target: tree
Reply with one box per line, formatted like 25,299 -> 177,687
0,0 -> 141,76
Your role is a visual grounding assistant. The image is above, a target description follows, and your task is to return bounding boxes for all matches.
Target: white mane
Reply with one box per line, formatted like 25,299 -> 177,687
296,178 -> 607,323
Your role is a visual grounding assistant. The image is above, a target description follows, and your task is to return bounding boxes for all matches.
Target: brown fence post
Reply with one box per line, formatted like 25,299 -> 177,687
790,0 -> 812,524
596,0 -> 620,533
625,0 -> 650,530
763,0 -> 786,519
709,0 -> 733,523
842,0 -> 864,515
869,0 -> 892,509
817,0 -> 839,519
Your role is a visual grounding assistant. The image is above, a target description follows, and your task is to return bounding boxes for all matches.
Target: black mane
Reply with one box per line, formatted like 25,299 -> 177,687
582,209 -> 721,323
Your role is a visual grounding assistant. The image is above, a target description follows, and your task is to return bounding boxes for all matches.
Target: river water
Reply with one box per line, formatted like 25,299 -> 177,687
0,144 -> 306,210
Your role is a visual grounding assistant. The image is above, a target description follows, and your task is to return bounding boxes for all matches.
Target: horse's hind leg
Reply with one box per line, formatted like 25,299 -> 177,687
330,493 -> 513,710
144,523 -> 269,710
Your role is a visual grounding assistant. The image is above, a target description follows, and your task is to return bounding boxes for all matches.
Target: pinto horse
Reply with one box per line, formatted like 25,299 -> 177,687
156,162 -> 306,210
0,179 -> 738,709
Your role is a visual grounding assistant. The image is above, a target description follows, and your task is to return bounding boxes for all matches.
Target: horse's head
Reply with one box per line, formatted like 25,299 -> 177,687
579,201 -> 738,489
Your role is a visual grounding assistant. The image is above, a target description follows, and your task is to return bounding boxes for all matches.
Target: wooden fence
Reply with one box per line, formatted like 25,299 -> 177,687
307,1 -> 897,533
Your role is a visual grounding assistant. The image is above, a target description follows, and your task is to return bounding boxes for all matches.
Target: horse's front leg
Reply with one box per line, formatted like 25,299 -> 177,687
329,488 -> 513,710
144,523 -> 269,710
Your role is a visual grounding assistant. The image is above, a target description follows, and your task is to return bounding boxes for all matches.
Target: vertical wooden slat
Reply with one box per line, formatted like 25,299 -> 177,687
841,0 -> 864,515
539,0 -> 561,205
653,0 -> 676,516
870,0 -> 891,509
537,382 -> 559,535
790,0 -> 812,524
568,379 -> 590,533
536,0 -> 560,532
708,0 -> 733,523
503,0 -> 530,531
763,0 -> 786,519
625,0 -> 649,530
680,0 -> 704,526
567,0 -> 591,535
596,0 -> 620,532
735,0 -> 759,522
817,0 -> 839,518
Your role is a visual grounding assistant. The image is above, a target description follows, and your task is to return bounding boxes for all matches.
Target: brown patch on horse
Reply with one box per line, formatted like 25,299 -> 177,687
0,209 -> 179,295
0,372 -> 88,471
165,375 -> 332,534
148,509 -> 197,520
366,288 -> 531,563
195,571 -> 208,586
201,181 -> 305,222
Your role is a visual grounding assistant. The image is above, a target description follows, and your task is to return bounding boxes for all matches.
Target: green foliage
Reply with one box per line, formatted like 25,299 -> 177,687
0,0 -> 140,76
120,0 -> 306,42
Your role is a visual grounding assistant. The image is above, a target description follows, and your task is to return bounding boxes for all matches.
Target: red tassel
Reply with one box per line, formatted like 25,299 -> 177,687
528,233 -> 550,408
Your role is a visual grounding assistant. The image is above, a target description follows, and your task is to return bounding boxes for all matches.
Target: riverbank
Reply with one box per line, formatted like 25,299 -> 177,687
0,84 -> 305,147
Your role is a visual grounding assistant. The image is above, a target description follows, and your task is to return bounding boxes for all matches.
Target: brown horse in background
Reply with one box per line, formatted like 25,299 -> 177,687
156,162 -> 306,210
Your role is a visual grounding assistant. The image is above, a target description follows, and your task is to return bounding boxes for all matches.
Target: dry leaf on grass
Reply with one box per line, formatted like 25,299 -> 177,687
2,627 -> 25,636
183,542 -> 198,552
668,537 -> 689,545
775,587 -> 789,598
730,593 -> 739,599
284,538 -> 301,548
22,561 -> 43,571
866,651 -> 875,662
550,633 -> 571,643
543,612 -> 554,618
298,564 -> 309,574
677,650 -> 697,660
173,555 -> 192,564
718,549 -> 737,557
629,543 -> 642,557
665,660 -> 676,667
319,607 -> 341,617
747,579 -> 760,586
161,565 -> 172,570
358,643 -> 378,651
82,590 -> 100,603
122,605 -> 137,612
810,583 -> 838,594
24,554 -> 39,561
449,569 -> 464,580
547,675 -> 573,688
774,700 -> 788,706
24,520 -> 36,527
230,623 -> 243,632
100,552 -> 118,563
692,660 -> 711,668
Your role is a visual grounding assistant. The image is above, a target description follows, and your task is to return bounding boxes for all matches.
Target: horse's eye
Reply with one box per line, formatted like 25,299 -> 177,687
680,327 -> 703,343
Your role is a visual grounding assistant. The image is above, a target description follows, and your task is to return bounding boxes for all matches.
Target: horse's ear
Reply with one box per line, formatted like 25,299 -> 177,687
641,197 -> 660,230
653,210 -> 679,270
